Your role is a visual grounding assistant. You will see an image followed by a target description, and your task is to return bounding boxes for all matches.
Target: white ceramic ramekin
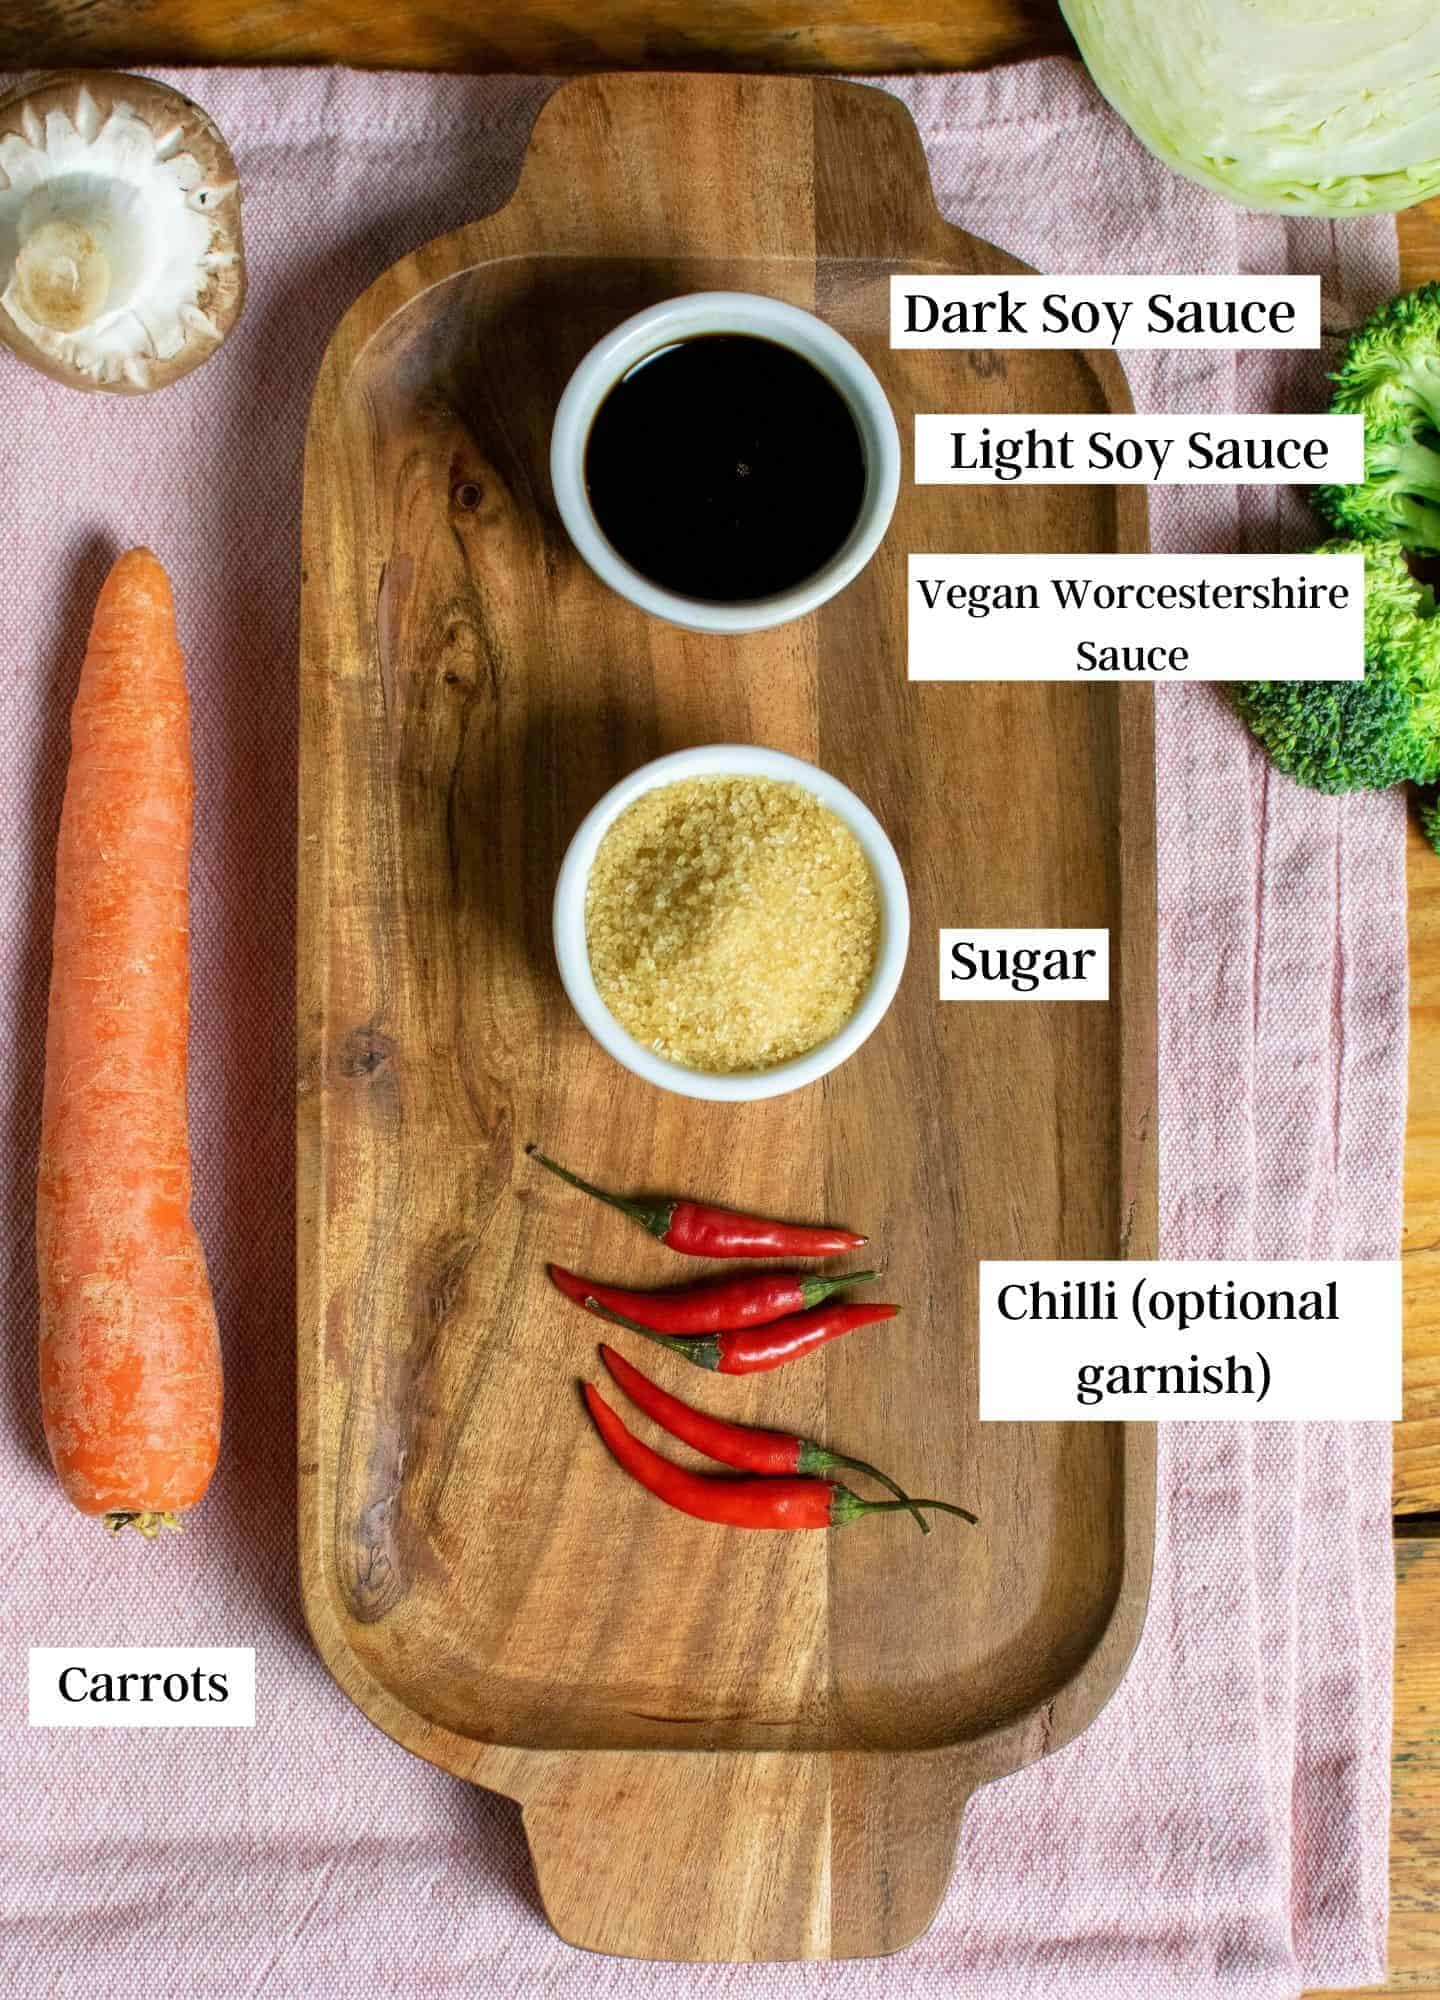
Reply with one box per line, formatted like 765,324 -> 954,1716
550,293 -> 901,634
553,745 -> 909,1103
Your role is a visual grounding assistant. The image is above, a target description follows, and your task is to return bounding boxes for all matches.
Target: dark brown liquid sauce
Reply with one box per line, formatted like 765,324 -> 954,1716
583,334 -> 867,602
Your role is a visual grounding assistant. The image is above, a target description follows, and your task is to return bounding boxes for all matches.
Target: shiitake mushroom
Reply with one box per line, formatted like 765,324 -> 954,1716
0,71 -> 245,394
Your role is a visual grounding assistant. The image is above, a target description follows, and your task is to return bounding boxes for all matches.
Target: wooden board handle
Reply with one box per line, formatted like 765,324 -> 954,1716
513,1750 -> 968,1961
508,72 -> 947,264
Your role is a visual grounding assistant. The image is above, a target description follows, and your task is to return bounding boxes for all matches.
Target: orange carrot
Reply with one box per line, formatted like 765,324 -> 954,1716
36,548 -> 222,1537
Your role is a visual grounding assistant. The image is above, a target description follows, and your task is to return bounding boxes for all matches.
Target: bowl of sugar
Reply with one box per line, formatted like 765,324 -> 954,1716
553,745 -> 909,1103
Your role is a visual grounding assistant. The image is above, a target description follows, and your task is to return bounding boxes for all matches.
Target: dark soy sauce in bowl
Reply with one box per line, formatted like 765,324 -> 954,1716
583,334 -> 867,603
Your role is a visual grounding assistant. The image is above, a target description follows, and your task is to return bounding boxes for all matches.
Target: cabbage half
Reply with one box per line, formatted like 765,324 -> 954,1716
1059,0 -> 1440,215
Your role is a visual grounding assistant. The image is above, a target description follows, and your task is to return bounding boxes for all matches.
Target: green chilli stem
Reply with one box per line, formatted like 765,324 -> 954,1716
799,1442 -> 930,1533
587,1299 -> 722,1369
527,1147 -> 675,1241
831,1490 -> 979,1529
799,1272 -> 878,1307
874,1498 -> 979,1525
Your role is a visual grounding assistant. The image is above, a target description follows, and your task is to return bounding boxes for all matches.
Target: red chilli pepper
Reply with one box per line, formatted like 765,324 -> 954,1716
550,1262 -> 876,1334
584,1385 -> 973,1532
588,1296 -> 898,1373
528,1149 -> 866,1259
599,1343 -> 940,1532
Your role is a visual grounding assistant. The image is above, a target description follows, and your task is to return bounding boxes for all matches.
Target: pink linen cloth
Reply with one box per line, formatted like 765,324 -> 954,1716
0,58 -> 1400,2000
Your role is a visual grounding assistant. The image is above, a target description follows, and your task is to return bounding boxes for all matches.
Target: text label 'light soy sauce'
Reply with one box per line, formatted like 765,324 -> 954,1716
583,334 -> 867,603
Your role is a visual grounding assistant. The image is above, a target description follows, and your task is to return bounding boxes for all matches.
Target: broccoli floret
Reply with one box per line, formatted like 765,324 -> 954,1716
1420,793 -> 1440,855
1314,282 -> 1440,552
1232,539 -> 1440,795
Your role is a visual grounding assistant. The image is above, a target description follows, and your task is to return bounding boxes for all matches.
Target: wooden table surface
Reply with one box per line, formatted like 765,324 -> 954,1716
9,0 -> 1438,1990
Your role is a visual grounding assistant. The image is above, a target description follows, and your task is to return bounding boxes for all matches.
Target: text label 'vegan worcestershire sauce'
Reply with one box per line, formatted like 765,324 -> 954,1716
583,335 -> 867,602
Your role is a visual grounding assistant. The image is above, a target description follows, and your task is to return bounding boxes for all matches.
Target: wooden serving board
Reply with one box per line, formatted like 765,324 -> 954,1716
298,72 -> 1157,1963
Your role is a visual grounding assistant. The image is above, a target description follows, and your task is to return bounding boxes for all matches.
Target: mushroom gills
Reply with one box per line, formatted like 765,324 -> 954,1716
0,75 -> 244,392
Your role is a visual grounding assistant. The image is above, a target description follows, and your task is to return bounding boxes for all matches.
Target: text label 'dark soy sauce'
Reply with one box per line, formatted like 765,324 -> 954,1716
583,334 -> 868,603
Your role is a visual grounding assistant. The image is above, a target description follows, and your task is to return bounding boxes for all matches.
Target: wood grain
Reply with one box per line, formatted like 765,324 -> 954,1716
1396,186 -> 1440,1513
0,0 -> 1068,72
298,71 -> 1156,1961
1388,1532 -> 1440,1993
1400,825 -> 1440,1515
